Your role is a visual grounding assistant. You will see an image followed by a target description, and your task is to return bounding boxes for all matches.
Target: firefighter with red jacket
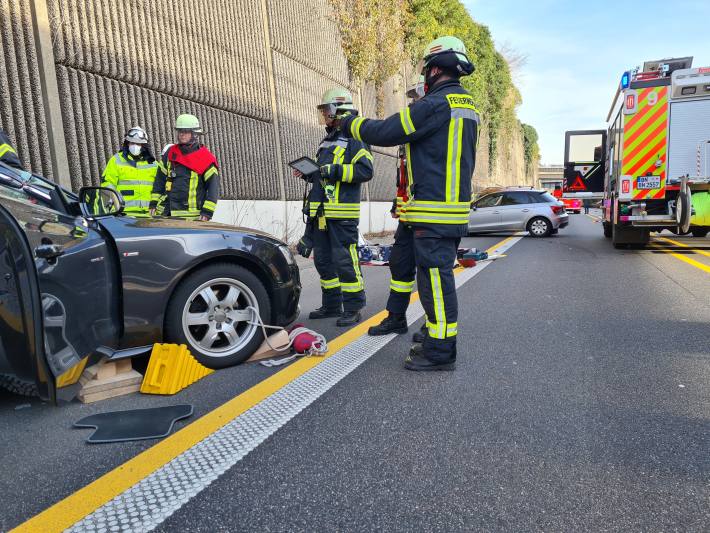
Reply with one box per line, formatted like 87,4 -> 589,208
150,114 -> 219,221
340,36 -> 480,371
368,76 -> 426,340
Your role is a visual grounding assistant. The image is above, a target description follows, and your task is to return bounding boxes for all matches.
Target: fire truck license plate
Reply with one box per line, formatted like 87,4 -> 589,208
637,176 -> 660,189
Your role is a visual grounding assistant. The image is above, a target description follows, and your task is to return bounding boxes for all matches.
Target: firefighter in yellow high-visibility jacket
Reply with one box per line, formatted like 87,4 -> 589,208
101,126 -> 157,217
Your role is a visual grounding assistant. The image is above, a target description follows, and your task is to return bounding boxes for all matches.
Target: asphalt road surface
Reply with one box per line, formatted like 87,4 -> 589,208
2,211 -> 709,532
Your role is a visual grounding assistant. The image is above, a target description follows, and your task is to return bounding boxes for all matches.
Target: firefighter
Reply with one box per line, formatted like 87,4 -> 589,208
150,114 -> 219,221
368,76 -> 426,340
0,128 -> 22,170
304,88 -> 373,327
101,126 -> 157,216
338,36 -> 479,371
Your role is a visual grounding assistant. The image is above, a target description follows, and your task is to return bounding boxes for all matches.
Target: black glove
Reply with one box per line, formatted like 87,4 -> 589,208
296,221 -> 314,258
320,164 -> 339,181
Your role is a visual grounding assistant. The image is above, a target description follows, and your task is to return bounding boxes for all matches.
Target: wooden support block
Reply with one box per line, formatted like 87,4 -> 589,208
78,358 -> 143,404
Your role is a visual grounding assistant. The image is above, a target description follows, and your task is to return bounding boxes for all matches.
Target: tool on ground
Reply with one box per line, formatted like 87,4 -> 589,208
140,344 -> 214,395
74,404 -> 193,443
242,307 -> 328,367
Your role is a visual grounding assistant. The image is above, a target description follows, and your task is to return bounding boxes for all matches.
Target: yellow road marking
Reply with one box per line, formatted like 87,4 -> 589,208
649,243 -> 710,274
586,214 -> 601,222
654,236 -> 710,259
13,236 -> 516,533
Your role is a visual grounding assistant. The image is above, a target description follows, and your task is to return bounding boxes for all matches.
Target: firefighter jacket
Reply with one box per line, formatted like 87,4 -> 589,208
151,142 -> 220,220
341,80 -> 480,237
0,129 -> 22,170
307,128 -> 373,220
101,149 -> 157,214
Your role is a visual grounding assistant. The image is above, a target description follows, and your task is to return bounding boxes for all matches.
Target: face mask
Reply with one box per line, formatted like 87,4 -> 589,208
128,144 -> 142,156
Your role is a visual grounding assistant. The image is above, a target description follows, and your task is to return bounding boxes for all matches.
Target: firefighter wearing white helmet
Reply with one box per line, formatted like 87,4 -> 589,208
340,36 -> 481,371
297,87 -> 373,327
101,126 -> 157,216
150,114 -> 220,221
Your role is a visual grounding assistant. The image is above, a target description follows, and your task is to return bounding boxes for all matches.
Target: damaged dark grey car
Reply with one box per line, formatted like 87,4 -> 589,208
0,162 -> 300,402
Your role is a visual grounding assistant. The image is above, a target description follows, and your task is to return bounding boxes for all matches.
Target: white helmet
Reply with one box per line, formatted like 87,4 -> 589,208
124,126 -> 148,144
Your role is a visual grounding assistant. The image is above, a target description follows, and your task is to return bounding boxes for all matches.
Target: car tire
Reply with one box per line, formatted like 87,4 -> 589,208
527,217 -> 552,238
164,263 -> 271,369
603,222 -> 612,238
0,375 -> 39,397
691,228 -> 708,238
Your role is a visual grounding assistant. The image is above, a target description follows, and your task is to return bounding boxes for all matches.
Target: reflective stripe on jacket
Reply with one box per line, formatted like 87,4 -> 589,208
101,151 -> 157,213
342,80 -> 480,236
0,129 -> 22,170
150,143 -> 220,220
308,131 -> 373,220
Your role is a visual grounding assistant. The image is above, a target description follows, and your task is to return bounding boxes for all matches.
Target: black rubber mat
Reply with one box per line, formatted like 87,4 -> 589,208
74,404 -> 193,443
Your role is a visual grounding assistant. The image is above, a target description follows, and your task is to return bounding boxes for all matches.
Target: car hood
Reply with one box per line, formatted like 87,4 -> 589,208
105,216 -> 285,244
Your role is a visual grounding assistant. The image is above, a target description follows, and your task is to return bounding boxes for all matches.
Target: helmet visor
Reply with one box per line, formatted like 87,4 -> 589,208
317,103 -> 338,125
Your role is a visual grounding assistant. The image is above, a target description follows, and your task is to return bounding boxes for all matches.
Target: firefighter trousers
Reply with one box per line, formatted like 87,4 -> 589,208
414,227 -> 460,361
386,223 -> 416,314
313,219 -> 365,312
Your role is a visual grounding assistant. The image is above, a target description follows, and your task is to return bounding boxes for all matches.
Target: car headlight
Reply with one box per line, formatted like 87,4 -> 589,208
278,245 -> 296,266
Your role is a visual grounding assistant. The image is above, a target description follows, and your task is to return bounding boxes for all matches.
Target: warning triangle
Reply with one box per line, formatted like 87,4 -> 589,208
568,176 -> 587,191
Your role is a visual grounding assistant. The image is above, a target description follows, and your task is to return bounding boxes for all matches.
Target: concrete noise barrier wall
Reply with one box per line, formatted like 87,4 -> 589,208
1,0 -> 402,204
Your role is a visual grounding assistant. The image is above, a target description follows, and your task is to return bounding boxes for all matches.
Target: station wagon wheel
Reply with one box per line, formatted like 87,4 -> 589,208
165,264 -> 270,368
527,217 -> 551,238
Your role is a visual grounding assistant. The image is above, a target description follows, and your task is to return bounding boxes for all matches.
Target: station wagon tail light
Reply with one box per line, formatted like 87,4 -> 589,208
550,205 -> 564,214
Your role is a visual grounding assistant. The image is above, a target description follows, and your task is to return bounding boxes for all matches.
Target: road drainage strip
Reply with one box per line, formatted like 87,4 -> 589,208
49,237 -> 522,533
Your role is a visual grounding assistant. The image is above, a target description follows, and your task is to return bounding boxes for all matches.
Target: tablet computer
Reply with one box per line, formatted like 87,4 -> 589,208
288,156 -> 320,176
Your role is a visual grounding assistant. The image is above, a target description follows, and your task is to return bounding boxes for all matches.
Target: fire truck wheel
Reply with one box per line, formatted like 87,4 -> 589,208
603,223 -> 612,238
691,228 -> 709,238
527,217 -> 551,238
676,187 -> 692,234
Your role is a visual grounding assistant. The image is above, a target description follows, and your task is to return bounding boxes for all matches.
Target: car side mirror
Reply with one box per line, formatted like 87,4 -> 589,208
78,186 -> 124,218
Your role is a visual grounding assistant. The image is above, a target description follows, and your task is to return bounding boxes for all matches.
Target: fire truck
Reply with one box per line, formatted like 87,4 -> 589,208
565,57 -> 710,248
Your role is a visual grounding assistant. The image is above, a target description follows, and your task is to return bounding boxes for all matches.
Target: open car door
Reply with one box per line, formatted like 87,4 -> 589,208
0,168 -> 120,401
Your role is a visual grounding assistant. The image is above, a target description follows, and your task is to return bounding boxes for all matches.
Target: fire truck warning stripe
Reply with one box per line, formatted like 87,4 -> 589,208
636,149 -> 667,179
623,106 -> 667,155
627,141 -> 667,178
623,119 -> 668,166
624,88 -> 656,130
12,237 -> 522,533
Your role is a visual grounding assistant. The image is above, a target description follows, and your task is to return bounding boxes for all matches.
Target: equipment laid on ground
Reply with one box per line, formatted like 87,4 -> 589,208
566,57 -> 710,247
74,404 -> 193,443
140,344 -> 214,395
258,323 -> 328,367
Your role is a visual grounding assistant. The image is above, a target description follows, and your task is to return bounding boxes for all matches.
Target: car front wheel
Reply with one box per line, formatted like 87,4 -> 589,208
165,263 -> 271,369
527,217 -> 552,238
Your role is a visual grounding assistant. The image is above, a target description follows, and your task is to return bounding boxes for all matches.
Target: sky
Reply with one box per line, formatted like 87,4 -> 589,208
462,0 -> 710,164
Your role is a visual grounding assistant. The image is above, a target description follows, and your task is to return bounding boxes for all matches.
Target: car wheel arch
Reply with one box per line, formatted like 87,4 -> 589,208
164,252 -> 276,327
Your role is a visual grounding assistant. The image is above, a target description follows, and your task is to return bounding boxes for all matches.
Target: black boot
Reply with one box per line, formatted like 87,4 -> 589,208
412,324 -> 427,344
336,310 -> 362,327
309,306 -> 342,319
404,344 -> 456,371
368,313 -> 408,336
